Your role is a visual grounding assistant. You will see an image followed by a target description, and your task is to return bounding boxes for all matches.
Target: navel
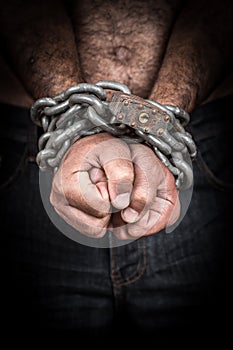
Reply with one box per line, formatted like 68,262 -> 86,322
113,46 -> 132,63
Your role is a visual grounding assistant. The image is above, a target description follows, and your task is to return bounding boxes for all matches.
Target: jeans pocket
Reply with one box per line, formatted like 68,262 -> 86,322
189,95 -> 233,192
196,149 -> 233,192
189,123 -> 233,192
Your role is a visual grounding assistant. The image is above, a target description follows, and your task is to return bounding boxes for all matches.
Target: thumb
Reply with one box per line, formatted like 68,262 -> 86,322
97,138 -> 134,210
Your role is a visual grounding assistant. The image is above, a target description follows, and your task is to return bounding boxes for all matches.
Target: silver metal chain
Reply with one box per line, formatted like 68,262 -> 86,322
31,81 -> 197,190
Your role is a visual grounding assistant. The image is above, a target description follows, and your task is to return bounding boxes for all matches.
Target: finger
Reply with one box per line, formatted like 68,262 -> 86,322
56,133 -> 134,216
51,172 -> 110,237
96,138 -> 134,210
62,169 -> 111,218
113,194 -> 179,240
127,210 -> 160,237
110,212 -> 130,240
55,204 -> 110,238
89,167 -> 109,202
113,170 -> 180,238
127,178 -> 180,237
51,164 -> 110,219
110,208 -> 158,239
167,195 -> 181,227
153,184 -> 181,229
89,167 -> 106,183
121,144 -> 164,223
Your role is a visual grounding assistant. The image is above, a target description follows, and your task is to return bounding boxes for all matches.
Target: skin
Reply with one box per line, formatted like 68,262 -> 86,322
0,0 -> 232,239
70,0 -> 182,98
50,133 -> 180,239
150,0 -> 233,111
0,0 -> 83,97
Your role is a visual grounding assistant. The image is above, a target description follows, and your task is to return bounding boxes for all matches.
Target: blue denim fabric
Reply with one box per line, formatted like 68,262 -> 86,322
0,97 -> 232,338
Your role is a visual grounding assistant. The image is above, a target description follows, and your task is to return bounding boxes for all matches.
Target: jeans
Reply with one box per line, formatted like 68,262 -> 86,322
0,96 -> 232,338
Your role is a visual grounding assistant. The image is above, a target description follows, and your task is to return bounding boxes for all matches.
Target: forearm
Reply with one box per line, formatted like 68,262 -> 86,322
150,0 -> 233,112
0,0 -> 83,99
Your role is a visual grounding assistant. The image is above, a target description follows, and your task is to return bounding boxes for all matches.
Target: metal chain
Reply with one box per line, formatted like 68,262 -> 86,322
30,81 -> 197,190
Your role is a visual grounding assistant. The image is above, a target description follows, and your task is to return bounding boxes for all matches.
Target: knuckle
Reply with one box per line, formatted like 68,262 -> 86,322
169,198 -> 181,224
131,194 -> 149,212
64,186 -> 76,206
49,191 -> 56,207
64,180 -> 110,218
128,226 -> 143,238
93,228 -> 107,238
106,160 -> 134,182
93,210 -> 109,219
113,229 -> 128,241
84,225 -> 107,238
50,183 -> 62,208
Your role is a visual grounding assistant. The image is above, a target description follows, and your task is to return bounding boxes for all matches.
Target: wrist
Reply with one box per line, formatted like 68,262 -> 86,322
149,80 -> 198,113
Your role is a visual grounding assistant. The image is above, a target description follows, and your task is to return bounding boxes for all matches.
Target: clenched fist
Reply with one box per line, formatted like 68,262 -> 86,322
50,133 -> 180,240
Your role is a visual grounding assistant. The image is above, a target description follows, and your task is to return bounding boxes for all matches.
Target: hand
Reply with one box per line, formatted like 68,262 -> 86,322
50,133 -> 134,238
110,142 -> 180,240
50,132 -> 180,240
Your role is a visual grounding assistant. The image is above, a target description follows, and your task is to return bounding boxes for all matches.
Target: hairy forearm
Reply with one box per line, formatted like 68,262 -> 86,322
150,0 -> 233,112
0,0 -> 83,99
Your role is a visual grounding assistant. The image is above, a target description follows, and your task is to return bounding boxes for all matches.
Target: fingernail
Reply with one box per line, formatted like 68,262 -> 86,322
116,182 -> 133,195
112,193 -> 131,209
123,207 -> 139,223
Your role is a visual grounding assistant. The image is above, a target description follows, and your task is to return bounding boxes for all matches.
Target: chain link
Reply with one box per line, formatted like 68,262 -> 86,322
30,81 -> 197,190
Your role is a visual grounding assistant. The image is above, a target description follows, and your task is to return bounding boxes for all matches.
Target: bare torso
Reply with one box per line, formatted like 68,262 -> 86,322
73,0 -> 181,97
0,0 -> 232,107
